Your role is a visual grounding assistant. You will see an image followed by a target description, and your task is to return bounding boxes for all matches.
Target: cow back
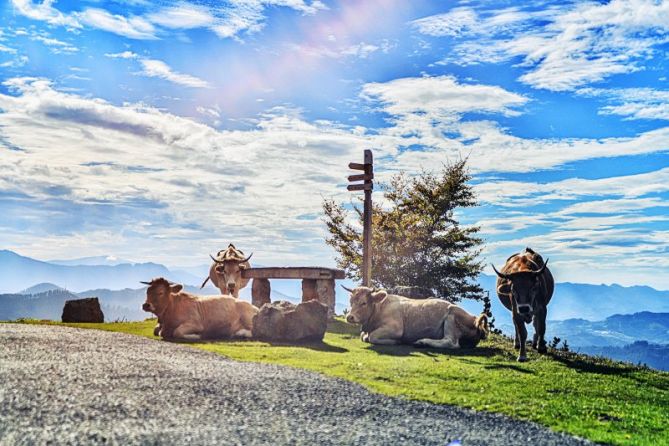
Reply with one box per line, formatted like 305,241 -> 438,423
496,248 -> 554,311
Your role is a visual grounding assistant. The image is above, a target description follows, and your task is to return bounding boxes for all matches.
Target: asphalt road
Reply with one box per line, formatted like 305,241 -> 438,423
0,324 -> 594,445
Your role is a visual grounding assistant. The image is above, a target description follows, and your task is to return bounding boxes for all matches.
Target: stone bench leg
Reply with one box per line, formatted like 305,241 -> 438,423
302,279 -> 335,320
302,279 -> 318,302
252,278 -> 271,308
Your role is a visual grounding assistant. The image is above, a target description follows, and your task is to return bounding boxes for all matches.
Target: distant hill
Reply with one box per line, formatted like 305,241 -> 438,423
48,255 -> 134,266
580,342 -> 669,372
0,250 -> 201,293
19,282 -> 64,295
547,312 -> 669,347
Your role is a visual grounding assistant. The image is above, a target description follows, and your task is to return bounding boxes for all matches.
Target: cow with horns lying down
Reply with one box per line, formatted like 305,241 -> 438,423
201,244 -> 253,298
141,277 -> 257,341
343,286 -> 489,349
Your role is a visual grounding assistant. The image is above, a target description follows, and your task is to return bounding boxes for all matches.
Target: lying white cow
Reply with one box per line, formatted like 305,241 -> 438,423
141,277 -> 258,341
344,286 -> 488,348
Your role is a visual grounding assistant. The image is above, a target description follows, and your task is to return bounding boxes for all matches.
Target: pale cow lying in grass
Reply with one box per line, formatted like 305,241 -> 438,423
141,277 -> 258,341
344,286 -> 488,349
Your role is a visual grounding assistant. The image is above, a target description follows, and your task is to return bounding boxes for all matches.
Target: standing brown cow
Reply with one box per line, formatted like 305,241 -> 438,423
200,244 -> 252,297
492,247 -> 554,362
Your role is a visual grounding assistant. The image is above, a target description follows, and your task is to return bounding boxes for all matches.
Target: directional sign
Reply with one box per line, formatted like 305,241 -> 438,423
347,173 -> 374,182
347,183 -> 372,192
348,162 -> 367,170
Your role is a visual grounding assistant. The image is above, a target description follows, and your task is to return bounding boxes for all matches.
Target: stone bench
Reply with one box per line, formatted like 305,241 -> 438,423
241,267 -> 345,318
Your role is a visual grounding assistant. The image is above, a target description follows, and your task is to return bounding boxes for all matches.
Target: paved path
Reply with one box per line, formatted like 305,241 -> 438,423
0,324 -> 594,445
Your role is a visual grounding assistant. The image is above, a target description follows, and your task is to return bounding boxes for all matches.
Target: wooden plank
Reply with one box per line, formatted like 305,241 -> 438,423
347,183 -> 372,192
348,173 -> 374,182
252,278 -> 271,308
242,267 -> 345,280
348,162 -> 367,170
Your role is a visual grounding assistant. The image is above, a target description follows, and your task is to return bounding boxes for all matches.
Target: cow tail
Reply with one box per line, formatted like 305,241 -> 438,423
475,313 -> 489,340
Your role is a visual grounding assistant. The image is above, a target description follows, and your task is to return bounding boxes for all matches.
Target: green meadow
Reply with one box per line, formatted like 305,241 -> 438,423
20,319 -> 669,446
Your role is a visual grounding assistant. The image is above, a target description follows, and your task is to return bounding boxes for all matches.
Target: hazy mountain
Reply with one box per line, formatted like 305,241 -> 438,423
459,274 -> 669,331
547,312 -> 669,347
20,282 -> 64,294
49,255 -> 134,266
0,250 -> 201,293
580,342 -> 669,372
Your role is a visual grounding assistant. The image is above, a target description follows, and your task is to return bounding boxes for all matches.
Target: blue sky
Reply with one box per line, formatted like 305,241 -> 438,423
2,0 -> 669,288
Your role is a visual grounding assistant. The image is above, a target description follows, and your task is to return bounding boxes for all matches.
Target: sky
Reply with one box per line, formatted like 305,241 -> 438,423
1,0 -> 669,288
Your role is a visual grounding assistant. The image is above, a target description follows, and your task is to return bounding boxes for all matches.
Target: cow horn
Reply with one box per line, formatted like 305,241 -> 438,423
491,263 -> 512,280
241,252 -> 253,263
533,258 -> 549,276
140,281 -> 151,285
341,285 -> 354,293
210,254 -> 224,264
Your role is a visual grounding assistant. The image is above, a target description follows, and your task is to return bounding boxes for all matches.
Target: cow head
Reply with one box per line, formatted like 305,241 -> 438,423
140,277 -> 183,315
210,251 -> 252,295
342,286 -> 387,325
492,260 -> 548,321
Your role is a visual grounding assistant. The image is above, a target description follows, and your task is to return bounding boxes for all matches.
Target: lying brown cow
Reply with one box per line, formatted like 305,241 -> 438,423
344,286 -> 488,348
141,277 -> 258,341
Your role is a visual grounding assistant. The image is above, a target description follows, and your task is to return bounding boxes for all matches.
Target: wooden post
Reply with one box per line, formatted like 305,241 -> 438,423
362,150 -> 373,287
252,278 -> 271,308
348,150 -> 374,287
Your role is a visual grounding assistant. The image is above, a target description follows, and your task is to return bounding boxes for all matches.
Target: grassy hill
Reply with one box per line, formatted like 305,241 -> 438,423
19,319 -> 668,446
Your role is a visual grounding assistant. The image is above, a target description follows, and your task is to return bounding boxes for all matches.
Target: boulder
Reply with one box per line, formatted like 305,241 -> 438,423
387,286 -> 434,299
62,297 -> 104,323
252,300 -> 328,342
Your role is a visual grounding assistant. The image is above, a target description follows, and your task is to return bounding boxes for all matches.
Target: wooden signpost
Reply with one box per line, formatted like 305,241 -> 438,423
348,150 -> 373,286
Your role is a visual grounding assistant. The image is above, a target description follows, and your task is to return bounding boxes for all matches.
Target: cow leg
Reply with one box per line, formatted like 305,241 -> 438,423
173,323 -> 204,341
414,337 -> 459,349
367,327 -> 401,345
233,329 -> 253,338
533,306 -> 548,354
513,314 -> 528,362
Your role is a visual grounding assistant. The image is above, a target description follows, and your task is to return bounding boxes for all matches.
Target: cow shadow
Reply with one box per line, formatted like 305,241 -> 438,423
368,344 -> 507,359
162,337 -> 347,353
548,351 -> 669,390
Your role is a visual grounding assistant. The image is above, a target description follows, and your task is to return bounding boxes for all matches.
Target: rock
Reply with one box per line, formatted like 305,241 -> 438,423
252,300 -> 328,342
387,286 -> 434,299
62,297 -> 104,323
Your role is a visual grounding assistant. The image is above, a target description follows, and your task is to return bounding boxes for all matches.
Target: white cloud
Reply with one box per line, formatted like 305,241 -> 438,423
10,0 -> 81,28
361,75 -> 528,119
138,58 -> 211,88
104,51 -> 139,59
0,77 -> 370,265
11,0 -> 327,41
340,42 -> 380,59
77,8 -> 157,40
579,87 -> 669,121
32,35 -> 79,53
147,3 -> 215,29
414,0 -> 669,91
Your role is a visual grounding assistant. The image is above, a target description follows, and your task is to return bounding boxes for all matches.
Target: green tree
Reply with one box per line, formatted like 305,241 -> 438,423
323,159 -> 484,302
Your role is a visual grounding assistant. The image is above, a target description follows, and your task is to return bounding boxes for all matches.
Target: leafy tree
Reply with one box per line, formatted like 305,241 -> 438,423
323,159 -> 484,302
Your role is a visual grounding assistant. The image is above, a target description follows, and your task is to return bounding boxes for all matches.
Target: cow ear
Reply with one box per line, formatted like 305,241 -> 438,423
370,290 -> 387,302
170,284 -> 183,293
238,264 -> 246,270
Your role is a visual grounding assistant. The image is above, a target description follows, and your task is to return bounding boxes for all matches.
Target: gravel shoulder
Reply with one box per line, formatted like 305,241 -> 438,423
0,324 -> 595,445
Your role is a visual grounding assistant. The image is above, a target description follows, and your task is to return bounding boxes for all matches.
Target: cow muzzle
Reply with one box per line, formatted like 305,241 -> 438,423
142,302 -> 153,312
517,305 -> 532,315
227,283 -> 236,293
346,314 -> 357,324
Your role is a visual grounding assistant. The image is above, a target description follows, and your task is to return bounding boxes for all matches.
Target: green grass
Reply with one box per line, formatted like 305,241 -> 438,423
15,318 -> 669,446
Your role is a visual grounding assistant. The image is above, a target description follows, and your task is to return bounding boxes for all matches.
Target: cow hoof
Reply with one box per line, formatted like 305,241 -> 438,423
538,346 -> 547,354
517,355 -> 527,362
